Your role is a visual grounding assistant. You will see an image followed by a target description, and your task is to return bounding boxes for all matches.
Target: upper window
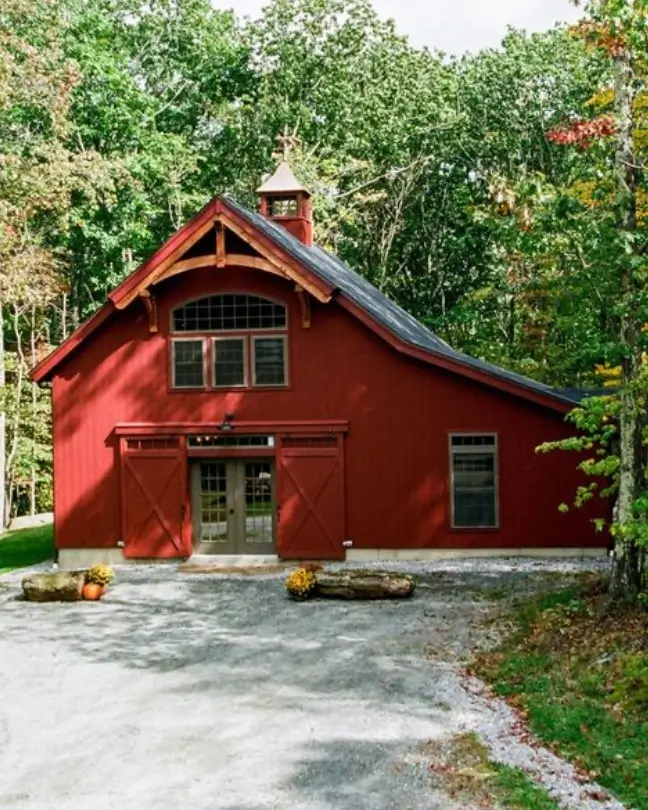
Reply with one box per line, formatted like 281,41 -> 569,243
170,294 -> 288,390
172,339 -> 205,388
450,434 -> 498,529
173,294 -> 286,332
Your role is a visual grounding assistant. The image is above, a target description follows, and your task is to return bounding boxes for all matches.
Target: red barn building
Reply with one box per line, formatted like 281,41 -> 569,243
32,164 -> 605,567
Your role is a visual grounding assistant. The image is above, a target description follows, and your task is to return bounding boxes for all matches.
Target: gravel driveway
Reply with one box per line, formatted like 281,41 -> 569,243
0,560 -> 621,810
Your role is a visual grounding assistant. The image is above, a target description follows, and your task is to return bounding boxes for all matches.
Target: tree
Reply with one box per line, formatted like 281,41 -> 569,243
0,0 -> 90,525
537,1 -> 648,599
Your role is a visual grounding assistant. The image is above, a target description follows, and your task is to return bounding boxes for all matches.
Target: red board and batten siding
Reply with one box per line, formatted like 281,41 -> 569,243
50,266 -> 603,556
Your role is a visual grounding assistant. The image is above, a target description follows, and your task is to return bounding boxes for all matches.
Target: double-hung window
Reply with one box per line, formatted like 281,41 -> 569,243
450,434 -> 498,528
171,339 -> 206,388
213,338 -> 247,388
170,294 -> 288,390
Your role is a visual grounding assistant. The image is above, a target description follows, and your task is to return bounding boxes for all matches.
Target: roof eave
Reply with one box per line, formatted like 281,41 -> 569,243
31,301 -> 116,383
336,295 -> 575,414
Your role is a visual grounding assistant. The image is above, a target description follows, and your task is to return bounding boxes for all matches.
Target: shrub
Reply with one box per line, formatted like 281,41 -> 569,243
285,567 -> 317,600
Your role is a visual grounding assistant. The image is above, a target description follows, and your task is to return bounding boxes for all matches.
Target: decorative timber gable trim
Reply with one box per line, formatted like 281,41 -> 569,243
31,193 -> 577,415
110,198 -> 333,312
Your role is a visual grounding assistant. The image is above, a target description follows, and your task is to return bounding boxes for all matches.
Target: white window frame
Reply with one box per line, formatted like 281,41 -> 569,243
212,336 -> 248,389
449,433 -> 499,529
170,337 -> 207,390
251,335 -> 289,387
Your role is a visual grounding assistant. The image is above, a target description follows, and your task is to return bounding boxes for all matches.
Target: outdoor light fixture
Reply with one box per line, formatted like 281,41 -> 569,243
218,413 -> 235,432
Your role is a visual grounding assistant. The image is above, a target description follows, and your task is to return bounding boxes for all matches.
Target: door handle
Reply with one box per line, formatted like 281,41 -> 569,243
180,504 -> 187,519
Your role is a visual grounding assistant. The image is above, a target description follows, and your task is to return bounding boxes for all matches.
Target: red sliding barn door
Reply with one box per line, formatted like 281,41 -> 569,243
120,438 -> 190,558
277,436 -> 345,560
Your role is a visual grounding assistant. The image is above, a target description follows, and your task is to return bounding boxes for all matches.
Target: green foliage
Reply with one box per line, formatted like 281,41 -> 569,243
609,652 -> 648,712
0,523 -> 54,574
489,763 -> 561,810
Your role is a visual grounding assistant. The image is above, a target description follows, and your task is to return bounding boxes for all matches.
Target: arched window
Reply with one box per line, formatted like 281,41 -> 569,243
172,294 -> 286,333
170,294 -> 288,390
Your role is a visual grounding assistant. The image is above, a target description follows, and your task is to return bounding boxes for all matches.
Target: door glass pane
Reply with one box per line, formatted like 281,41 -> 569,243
254,337 -> 286,385
200,462 -> 228,542
213,338 -> 246,387
244,462 -> 273,545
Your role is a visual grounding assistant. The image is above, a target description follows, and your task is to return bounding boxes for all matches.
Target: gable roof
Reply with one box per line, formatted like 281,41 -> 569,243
31,194 -> 578,412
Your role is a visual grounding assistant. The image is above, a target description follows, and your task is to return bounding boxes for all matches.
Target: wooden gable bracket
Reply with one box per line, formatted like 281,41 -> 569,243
139,290 -> 158,333
294,285 -> 311,328
114,205 -> 333,310
215,221 -> 226,267
156,253 -> 288,283
219,212 -> 332,304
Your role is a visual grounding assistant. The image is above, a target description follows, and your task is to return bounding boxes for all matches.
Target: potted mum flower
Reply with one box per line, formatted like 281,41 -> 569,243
82,564 -> 115,601
285,567 -> 318,601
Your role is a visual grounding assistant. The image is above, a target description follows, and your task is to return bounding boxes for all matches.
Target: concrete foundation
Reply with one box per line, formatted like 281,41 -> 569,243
57,546 -> 609,568
57,548 -> 127,568
346,547 -> 608,561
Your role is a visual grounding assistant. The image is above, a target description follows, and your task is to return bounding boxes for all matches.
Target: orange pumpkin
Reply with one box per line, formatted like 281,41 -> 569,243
82,582 -> 104,601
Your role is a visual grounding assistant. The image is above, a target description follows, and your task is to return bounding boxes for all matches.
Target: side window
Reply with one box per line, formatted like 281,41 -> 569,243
171,339 -> 205,388
450,435 -> 498,528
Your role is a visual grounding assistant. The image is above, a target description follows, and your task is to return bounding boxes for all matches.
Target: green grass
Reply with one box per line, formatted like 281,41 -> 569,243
490,763 -> 561,810
0,523 -> 55,575
472,583 -> 648,809
429,732 -> 560,809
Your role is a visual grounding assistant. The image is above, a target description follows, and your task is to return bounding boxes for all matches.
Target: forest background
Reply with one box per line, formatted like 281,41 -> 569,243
0,0 -> 644,538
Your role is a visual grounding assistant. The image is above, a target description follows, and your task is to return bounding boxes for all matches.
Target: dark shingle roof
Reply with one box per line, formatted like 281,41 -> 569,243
226,198 -> 579,408
555,388 -> 615,402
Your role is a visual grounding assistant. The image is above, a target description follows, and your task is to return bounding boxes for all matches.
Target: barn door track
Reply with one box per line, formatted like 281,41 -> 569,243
0,557 -> 624,810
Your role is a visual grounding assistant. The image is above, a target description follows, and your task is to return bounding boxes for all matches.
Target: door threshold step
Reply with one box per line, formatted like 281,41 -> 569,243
180,554 -> 290,575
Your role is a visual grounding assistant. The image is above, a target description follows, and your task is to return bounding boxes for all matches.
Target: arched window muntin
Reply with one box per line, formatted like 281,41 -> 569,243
171,293 -> 287,334
169,293 -> 289,390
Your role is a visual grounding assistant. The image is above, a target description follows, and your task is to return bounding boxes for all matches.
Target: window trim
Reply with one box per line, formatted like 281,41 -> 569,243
251,334 -> 289,388
170,293 -> 288,334
448,432 -> 499,530
170,337 -> 207,390
211,336 -> 248,389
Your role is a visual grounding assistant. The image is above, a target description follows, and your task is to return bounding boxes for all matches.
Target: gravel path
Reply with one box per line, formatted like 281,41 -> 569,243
0,558 -> 624,810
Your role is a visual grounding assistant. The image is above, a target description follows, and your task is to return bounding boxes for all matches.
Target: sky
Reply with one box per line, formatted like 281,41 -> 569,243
212,0 -> 582,55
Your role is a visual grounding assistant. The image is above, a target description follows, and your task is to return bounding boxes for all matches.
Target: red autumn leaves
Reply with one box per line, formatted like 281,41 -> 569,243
546,115 -> 618,149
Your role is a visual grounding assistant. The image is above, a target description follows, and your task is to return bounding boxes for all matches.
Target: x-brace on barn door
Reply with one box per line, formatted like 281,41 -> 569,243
276,435 -> 345,560
120,437 -> 190,558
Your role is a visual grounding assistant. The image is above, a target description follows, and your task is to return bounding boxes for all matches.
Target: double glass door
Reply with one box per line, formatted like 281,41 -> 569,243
190,459 -> 275,554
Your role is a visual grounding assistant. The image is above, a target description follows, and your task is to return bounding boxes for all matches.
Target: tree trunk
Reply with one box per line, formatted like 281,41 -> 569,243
6,304 -> 25,523
0,302 -> 6,530
611,40 -> 643,598
29,307 -> 37,515
314,570 -> 415,599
